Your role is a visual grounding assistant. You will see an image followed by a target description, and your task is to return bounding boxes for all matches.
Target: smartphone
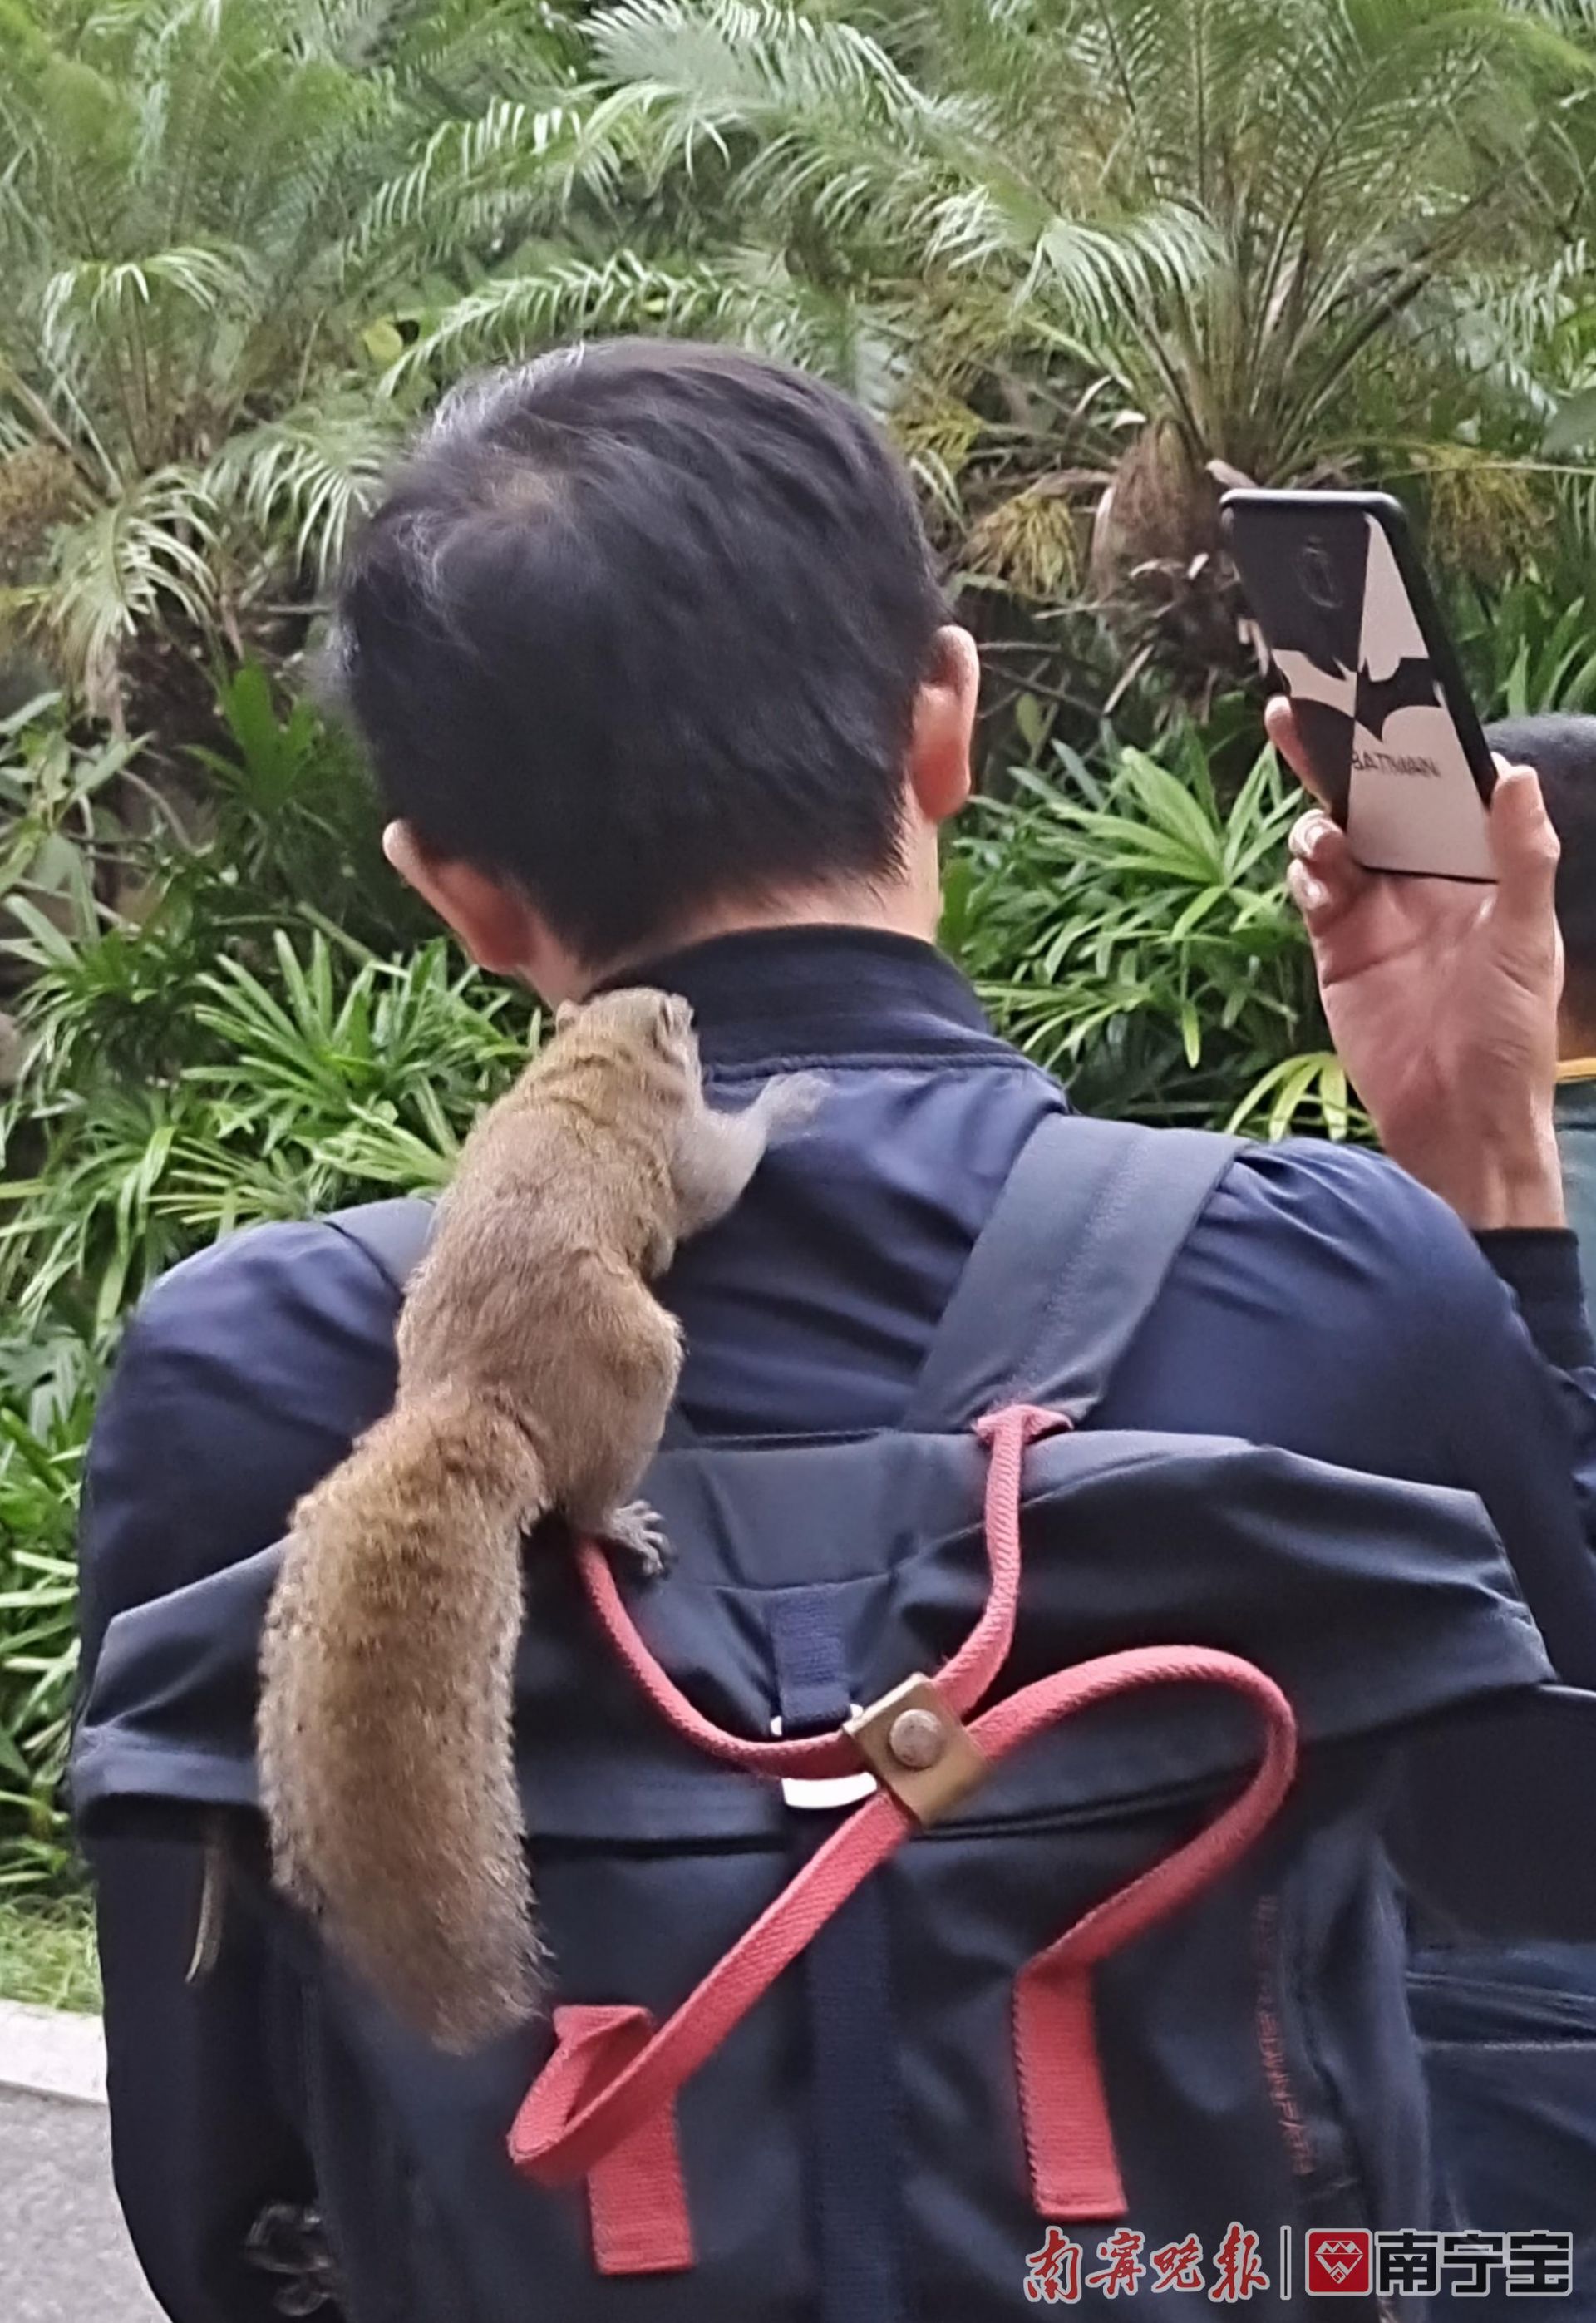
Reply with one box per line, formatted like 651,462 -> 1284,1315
1219,488 -> 1496,881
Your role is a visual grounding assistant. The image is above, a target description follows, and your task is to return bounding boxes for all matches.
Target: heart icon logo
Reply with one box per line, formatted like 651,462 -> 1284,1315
1305,2231 -> 1372,2296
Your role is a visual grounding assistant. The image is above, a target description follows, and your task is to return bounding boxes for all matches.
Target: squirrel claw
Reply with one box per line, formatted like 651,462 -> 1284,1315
603,1500 -> 673,1577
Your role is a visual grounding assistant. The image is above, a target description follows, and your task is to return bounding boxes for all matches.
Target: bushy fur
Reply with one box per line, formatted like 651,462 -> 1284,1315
258,988 -> 820,2049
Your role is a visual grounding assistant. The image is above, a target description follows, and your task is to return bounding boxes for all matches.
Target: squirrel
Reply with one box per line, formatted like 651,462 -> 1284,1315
257,986 -> 821,2050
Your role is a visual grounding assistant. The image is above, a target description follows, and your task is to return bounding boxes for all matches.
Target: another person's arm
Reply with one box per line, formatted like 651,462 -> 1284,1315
1267,698 -> 1596,1611
1269,699 -> 1596,1926
1273,703 -> 1596,1640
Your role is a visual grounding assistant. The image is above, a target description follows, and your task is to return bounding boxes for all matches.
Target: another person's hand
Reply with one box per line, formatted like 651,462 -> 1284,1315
1266,696 -> 1564,1231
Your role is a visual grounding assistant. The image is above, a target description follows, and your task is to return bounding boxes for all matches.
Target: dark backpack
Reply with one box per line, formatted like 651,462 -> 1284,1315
76,1115 -> 1555,2321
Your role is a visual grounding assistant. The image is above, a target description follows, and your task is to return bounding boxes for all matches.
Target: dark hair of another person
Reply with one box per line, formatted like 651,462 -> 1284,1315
1486,713 -> 1596,1023
330,339 -> 950,966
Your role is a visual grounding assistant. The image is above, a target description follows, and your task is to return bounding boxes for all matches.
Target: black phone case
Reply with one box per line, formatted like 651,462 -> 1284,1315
1220,488 -> 1496,882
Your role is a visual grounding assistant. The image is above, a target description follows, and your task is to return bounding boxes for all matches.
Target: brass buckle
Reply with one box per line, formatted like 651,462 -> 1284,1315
845,1674 -> 990,1825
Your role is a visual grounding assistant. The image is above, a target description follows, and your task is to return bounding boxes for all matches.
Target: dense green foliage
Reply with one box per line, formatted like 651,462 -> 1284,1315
2,0 -> 1596,1891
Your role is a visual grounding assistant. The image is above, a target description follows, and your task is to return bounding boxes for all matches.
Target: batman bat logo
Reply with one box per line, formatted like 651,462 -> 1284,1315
1356,656 -> 1439,737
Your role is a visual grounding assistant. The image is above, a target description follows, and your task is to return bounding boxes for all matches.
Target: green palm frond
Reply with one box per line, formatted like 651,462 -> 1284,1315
0,0 -> 416,664
354,97 -> 622,280
39,246 -> 258,371
209,398 -> 406,585
44,466 -> 219,717
384,0 -> 586,105
300,0 -> 415,70
361,99 -> 588,240
1018,206 -> 1217,332
9,0 -> 1590,691
587,0 -> 935,144
389,250 -> 778,382
1440,239 -> 1596,421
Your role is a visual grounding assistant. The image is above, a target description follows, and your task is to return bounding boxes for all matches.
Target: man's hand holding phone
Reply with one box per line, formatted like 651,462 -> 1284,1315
1267,695 -> 1566,1233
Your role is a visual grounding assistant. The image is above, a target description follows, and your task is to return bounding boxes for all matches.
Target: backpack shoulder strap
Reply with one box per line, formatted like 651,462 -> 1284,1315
899,1112 -> 1240,1432
326,1196 -> 436,1294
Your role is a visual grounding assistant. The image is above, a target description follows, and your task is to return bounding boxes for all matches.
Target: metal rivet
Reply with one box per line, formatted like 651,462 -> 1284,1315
845,1675 -> 990,1825
887,1707 -> 946,1771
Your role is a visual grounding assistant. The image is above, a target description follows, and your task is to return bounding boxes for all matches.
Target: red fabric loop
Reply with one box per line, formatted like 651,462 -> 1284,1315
511,1788 -> 911,2185
1012,1969 -> 1124,2219
510,1645 -> 1297,2222
540,2007 -> 695,2276
1000,1649 -> 1298,2221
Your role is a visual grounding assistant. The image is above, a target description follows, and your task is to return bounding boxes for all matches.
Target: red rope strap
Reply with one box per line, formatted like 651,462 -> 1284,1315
510,1643 -> 1295,2218
574,1403 -> 1066,1778
513,1405 -> 1298,2239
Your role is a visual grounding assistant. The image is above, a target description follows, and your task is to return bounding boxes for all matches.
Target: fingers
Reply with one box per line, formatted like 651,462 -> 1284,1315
1287,804 -> 1368,933
1270,695 -> 1359,926
1486,758 -> 1560,943
1264,696 -> 1330,807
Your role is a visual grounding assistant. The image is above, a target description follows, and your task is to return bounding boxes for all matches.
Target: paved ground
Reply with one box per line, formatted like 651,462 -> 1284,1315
0,2082 -> 163,2321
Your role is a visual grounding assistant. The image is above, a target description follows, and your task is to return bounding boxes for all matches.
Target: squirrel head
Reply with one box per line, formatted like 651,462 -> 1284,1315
548,986 -> 701,1114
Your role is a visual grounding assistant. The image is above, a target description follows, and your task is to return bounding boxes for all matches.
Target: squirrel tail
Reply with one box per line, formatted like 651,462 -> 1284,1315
258,1386 -> 547,2050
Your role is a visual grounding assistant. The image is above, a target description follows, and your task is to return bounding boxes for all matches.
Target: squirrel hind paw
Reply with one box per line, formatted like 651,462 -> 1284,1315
601,1498 -> 674,1578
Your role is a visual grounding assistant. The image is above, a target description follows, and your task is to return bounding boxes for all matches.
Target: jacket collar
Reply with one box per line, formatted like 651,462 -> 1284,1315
1557,1074 -> 1596,1128
596,925 -> 1007,1068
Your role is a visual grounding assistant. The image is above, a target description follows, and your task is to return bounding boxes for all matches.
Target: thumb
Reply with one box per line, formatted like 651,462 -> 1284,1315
1265,695 -> 1331,806
1487,762 -> 1560,949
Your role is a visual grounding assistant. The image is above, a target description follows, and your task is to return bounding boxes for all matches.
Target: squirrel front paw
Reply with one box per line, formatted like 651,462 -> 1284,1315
602,1499 -> 674,1578
757,1069 -> 828,1142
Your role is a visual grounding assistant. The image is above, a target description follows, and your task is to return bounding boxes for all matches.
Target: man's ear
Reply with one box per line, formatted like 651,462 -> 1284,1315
382,819 -> 582,996
906,626 -> 978,826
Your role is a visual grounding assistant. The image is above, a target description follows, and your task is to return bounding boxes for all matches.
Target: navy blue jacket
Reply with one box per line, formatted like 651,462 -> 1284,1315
77,927 -> 1596,2316
1558,1074 -> 1596,1303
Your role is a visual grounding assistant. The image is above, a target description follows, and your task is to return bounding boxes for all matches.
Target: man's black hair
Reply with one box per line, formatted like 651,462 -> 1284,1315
1486,713 -> 1596,1023
332,338 -> 950,965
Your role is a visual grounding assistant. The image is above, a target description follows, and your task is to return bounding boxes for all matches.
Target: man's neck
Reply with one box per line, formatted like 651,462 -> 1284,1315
585,880 -> 941,997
